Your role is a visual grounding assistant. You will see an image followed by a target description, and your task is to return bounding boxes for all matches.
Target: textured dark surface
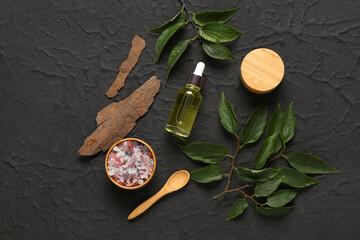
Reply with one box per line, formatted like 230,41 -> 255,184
1,0 -> 359,239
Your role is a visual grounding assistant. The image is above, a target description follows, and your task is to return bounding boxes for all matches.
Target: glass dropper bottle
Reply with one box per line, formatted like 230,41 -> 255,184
165,62 -> 205,137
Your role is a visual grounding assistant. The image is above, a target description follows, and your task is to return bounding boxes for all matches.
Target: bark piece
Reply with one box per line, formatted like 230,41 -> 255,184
105,35 -> 146,98
79,76 -> 161,156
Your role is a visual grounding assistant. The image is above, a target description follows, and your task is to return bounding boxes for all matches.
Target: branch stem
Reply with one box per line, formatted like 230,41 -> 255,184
225,136 -> 241,191
179,0 -> 202,41
213,184 -> 252,199
265,145 -> 286,168
213,184 -> 263,206
237,189 -> 264,206
214,135 -> 246,198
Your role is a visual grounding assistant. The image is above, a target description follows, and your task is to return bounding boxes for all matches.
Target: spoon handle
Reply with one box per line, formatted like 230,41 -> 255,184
128,188 -> 168,220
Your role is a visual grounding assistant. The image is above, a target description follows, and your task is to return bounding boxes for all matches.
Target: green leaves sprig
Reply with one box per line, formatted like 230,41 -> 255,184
148,4 -> 242,84
179,92 -> 340,220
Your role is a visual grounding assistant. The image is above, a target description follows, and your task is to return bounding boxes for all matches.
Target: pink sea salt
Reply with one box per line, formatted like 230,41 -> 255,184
107,140 -> 154,187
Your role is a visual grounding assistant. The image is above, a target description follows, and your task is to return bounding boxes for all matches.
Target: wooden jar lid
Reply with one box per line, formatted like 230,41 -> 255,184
240,48 -> 284,94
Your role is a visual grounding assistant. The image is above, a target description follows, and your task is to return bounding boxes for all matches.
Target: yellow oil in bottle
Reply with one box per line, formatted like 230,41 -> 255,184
165,84 -> 202,137
165,62 -> 205,137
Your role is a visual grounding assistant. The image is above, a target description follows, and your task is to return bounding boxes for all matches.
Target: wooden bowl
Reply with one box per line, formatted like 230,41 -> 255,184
105,138 -> 156,190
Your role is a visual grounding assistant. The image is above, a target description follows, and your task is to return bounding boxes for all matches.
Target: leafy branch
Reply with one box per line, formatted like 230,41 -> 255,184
180,93 -> 340,220
148,1 -> 242,84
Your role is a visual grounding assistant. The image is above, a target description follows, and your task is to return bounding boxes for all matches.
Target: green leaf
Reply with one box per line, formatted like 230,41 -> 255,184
267,189 -> 297,208
254,176 -> 284,197
190,165 -> 224,183
153,22 -> 187,64
287,152 -> 340,174
192,8 -> 240,27
219,92 -> 238,134
148,8 -> 186,32
227,199 -> 248,221
241,98 -> 268,144
280,102 -> 296,143
257,206 -> 295,217
167,39 -> 193,81
202,42 -> 237,60
254,134 -> 276,169
199,23 -> 242,43
179,142 -> 228,164
267,103 -> 284,154
277,167 -> 319,188
237,167 -> 279,182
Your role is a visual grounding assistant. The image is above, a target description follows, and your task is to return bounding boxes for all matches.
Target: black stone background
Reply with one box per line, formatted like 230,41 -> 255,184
1,0 -> 359,239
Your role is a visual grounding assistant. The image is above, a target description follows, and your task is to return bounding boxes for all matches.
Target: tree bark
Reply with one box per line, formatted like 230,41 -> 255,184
79,76 -> 161,156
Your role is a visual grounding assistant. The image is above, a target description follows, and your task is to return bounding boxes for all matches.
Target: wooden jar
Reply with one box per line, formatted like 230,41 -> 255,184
240,48 -> 285,94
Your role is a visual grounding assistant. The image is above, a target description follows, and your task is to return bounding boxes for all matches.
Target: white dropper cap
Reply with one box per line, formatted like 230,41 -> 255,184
193,62 -> 205,77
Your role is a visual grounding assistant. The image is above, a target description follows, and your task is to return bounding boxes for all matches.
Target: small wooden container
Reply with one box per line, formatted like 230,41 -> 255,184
105,138 -> 156,190
240,48 -> 285,94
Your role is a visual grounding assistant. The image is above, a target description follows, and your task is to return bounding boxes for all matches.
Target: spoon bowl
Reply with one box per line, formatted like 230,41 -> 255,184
164,170 -> 190,191
128,170 -> 190,220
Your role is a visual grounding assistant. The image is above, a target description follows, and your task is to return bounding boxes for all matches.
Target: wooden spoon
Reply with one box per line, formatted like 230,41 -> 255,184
127,170 -> 190,220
